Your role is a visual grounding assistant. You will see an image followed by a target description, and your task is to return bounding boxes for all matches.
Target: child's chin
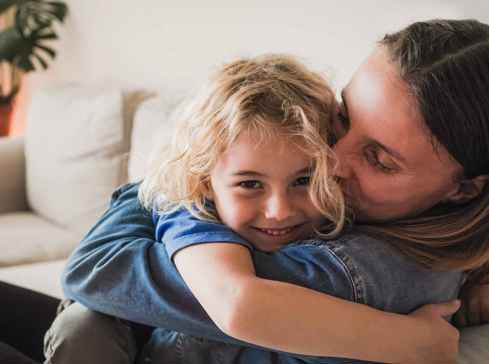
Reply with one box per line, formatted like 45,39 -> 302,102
245,227 -> 312,252
251,242 -> 285,252
248,238 -> 291,252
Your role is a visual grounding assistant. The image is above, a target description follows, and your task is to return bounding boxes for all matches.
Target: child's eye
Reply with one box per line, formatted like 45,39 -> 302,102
293,176 -> 311,187
238,180 -> 263,189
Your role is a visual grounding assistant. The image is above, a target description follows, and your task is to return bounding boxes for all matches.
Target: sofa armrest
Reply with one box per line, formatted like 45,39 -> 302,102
0,136 -> 28,213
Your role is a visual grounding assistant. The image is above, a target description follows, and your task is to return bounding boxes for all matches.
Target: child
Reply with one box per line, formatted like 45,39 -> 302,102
45,54 -> 461,364
140,53 -> 344,250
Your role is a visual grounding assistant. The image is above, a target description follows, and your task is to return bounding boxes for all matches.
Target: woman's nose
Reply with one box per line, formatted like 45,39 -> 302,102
332,137 -> 353,180
264,193 -> 295,221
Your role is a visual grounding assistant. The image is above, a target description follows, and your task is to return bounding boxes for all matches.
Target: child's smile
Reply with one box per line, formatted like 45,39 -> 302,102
249,223 -> 311,250
253,224 -> 302,236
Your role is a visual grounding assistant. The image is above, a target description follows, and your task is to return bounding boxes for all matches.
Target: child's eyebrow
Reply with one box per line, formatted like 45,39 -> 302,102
232,170 -> 266,177
294,167 -> 312,176
231,167 -> 311,178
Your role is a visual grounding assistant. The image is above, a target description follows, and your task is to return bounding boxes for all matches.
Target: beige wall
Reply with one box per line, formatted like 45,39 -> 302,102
25,0 -> 489,97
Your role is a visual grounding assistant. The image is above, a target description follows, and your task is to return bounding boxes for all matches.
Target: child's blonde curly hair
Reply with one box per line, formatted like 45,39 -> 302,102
139,54 -> 345,236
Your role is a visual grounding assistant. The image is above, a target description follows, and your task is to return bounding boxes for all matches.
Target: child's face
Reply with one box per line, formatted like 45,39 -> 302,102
208,130 -> 325,252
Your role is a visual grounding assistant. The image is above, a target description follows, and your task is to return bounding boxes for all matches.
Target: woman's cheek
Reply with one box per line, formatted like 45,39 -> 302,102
354,170 -> 392,202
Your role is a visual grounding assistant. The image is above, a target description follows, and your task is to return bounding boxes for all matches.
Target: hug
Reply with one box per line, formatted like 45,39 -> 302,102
1,18 -> 489,364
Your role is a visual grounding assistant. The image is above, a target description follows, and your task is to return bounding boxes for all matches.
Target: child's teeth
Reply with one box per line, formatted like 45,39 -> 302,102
262,228 -> 293,236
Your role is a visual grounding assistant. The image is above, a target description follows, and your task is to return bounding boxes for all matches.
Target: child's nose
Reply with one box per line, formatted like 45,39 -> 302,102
264,193 -> 295,221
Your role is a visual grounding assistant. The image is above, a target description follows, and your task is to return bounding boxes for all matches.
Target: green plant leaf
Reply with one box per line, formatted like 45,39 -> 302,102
32,30 -> 57,40
16,54 -> 35,71
33,13 -> 51,28
0,0 -> 18,14
32,51 -> 48,69
0,27 -> 23,62
16,0 -> 68,36
34,43 -> 55,57
0,0 -> 67,72
46,1 -> 68,22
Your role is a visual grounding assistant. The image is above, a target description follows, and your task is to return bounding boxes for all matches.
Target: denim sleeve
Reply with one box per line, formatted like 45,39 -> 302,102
63,183 -> 235,342
156,208 -> 358,301
158,207 -> 464,313
62,183 -> 365,363
155,208 -> 252,259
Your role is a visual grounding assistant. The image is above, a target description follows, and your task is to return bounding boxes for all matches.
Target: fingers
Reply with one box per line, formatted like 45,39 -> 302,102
430,300 -> 461,318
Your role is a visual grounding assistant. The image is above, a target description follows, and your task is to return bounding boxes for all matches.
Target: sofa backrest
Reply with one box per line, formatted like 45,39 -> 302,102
128,91 -> 186,183
25,84 -> 146,235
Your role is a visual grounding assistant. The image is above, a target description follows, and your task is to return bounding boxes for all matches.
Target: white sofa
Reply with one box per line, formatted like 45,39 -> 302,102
0,84 -> 179,296
0,84 -> 487,363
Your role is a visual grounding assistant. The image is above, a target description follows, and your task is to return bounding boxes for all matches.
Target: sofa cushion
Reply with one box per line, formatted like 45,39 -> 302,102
0,259 -> 66,298
25,84 -> 132,235
128,92 -> 186,183
0,211 -> 78,267
459,324 -> 489,364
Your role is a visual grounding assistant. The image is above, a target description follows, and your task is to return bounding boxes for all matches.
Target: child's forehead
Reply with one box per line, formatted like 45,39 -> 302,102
228,128 -> 308,152
216,133 -> 314,178
223,130 -> 312,164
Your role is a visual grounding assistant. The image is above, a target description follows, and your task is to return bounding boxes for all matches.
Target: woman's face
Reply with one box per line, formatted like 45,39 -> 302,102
335,47 -> 463,222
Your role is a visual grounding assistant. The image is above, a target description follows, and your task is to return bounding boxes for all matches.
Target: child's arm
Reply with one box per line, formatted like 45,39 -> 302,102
174,241 -> 460,364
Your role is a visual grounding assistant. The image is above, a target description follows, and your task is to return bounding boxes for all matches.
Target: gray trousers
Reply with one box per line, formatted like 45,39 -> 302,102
43,302 -> 140,364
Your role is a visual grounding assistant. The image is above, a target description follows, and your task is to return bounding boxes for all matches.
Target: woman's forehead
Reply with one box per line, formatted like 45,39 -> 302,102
342,48 -> 461,175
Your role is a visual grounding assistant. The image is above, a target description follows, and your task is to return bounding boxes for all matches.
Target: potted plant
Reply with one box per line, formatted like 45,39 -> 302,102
0,0 -> 68,136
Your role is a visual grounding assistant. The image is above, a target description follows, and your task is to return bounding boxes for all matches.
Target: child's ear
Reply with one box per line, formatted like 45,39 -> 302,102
446,175 -> 489,204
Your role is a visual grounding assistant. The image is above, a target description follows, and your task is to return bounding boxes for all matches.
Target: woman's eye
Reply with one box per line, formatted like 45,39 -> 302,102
337,104 -> 350,130
293,176 -> 311,186
238,180 -> 263,189
364,148 -> 396,174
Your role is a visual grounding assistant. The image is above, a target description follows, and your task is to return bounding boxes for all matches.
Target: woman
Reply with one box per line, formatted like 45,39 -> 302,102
49,18 -> 489,364
3,18 -> 489,364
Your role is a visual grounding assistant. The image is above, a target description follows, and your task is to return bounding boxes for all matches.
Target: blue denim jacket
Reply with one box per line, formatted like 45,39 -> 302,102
62,183 -> 465,364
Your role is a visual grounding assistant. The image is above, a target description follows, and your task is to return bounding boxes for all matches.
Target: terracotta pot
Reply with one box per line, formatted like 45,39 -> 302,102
0,101 -> 14,136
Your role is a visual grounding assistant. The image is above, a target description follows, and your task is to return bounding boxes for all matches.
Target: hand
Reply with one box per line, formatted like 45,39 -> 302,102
405,300 -> 461,364
453,283 -> 489,327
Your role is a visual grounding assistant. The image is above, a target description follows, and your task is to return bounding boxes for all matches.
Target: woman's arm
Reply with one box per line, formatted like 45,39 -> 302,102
62,184 -> 234,342
64,183 -> 459,363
